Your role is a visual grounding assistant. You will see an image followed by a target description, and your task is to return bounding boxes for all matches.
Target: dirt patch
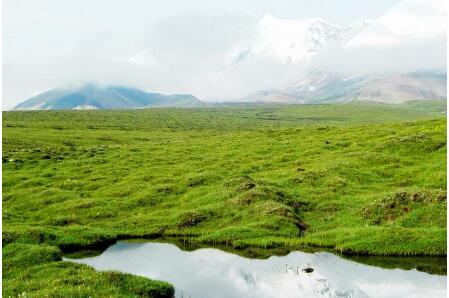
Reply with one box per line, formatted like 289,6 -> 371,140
362,190 -> 447,225
177,212 -> 209,228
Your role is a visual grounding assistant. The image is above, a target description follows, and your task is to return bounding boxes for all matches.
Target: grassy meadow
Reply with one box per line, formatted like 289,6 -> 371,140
2,101 -> 447,296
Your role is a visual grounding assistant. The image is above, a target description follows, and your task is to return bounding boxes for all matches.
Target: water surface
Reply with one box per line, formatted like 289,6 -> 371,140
65,241 -> 446,298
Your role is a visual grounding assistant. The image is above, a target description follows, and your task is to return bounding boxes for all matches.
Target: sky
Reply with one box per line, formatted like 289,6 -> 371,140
2,0 -> 446,109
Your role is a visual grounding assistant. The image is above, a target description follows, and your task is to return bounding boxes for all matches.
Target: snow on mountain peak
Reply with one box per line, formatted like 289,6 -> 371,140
228,15 -> 358,65
227,0 -> 445,66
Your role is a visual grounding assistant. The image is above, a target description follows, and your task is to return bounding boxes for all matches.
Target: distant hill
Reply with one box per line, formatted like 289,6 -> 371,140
13,83 -> 203,110
243,71 -> 447,104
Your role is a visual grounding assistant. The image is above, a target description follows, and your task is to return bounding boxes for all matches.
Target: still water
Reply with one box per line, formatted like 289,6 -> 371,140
65,241 -> 446,298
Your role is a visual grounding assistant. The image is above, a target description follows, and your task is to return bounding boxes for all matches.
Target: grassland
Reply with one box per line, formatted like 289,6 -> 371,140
3,101 -> 447,296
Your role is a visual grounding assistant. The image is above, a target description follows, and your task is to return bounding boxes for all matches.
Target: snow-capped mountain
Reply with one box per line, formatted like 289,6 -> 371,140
228,15 -> 366,65
228,0 -> 445,66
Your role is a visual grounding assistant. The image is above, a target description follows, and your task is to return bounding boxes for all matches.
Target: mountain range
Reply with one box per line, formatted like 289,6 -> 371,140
243,71 -> 447,104
8,0 -> 447,111
12,6 -> 447,111
13,84 -> 202,110
13,70 -> 446,110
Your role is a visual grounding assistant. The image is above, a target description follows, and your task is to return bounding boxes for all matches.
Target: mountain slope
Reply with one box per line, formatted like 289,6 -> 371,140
13,84 -> 203,110
244,71 -> 447,104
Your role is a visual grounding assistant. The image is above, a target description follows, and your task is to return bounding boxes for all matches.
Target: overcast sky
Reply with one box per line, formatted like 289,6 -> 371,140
2,0 -> 446,109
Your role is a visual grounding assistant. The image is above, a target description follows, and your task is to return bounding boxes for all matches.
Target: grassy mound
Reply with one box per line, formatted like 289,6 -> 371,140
362,189 -> 446,227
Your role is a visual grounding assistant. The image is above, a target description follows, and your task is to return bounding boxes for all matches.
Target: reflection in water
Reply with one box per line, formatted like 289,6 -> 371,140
65,241 -> 446,298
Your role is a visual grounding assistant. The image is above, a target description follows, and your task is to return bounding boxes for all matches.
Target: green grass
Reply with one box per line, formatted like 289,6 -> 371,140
3,102 -> 447,296
394,99 -> 447,113
3,243 -> 174,297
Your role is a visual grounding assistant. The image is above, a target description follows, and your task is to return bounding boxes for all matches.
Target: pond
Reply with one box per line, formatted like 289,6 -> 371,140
64,241 -> 447,298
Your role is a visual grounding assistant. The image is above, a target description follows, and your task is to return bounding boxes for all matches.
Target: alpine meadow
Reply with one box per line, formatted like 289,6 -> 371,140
2,101 -> 447,296
2,0 -> 448,297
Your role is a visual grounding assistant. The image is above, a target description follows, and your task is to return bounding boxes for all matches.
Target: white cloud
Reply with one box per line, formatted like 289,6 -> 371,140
347,0 -> 446,47
308,0 -> 447,75
227,15 -> 354,64
225,0 -> 447,84
128,51 -> 157,67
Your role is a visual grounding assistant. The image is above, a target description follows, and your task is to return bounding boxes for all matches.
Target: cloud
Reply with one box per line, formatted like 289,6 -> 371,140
346,0 -> 446,47
227,15 -> 355,65
2,0 -> 445,109
224,0 -> 446,89
313,35 -> 446,75
128,51 -> 157,67
311,0 -> 447,75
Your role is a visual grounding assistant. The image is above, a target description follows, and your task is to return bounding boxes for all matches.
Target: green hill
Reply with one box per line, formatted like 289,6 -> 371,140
13,83 -> 203,110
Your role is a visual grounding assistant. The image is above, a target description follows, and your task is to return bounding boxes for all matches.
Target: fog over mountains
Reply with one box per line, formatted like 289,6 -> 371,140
226,15 -> 366,65
9,0 -> 446,110
243,71 -> 447,104
14,69 -> 446,110
13,84 -> 202,110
